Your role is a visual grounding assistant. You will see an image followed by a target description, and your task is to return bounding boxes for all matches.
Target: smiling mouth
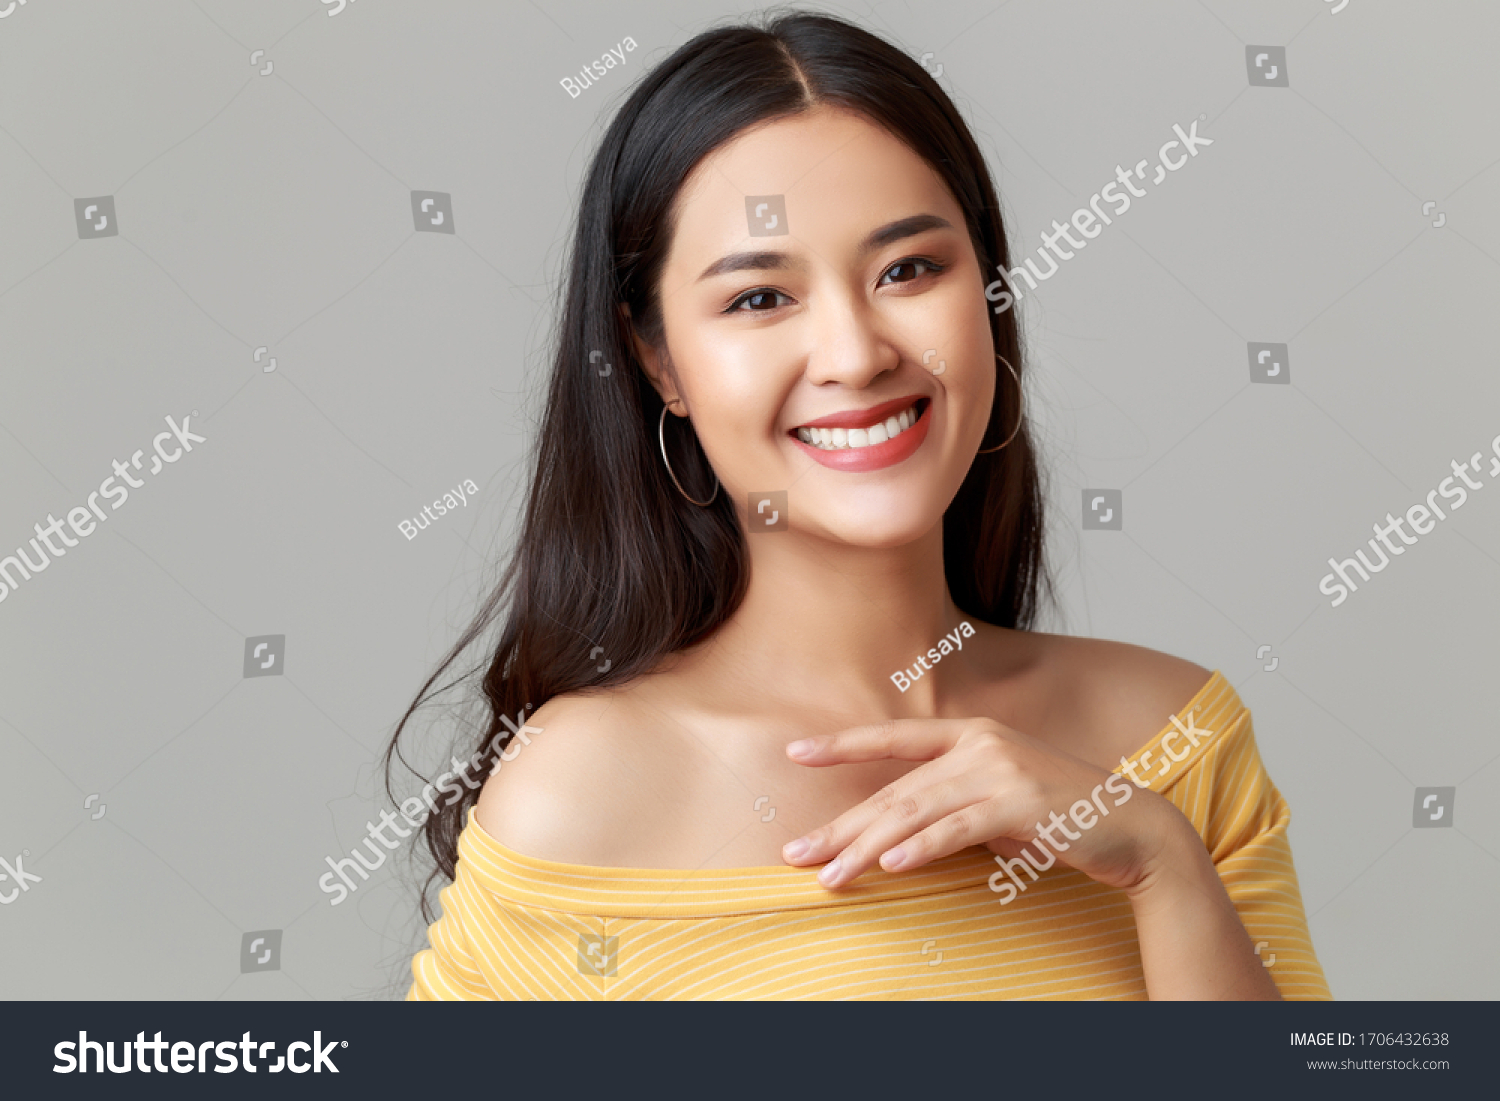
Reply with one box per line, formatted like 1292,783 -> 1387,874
793,398 -> 927,451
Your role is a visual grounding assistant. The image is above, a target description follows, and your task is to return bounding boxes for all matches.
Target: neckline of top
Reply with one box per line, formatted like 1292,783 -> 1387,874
451,670 -> 1242,917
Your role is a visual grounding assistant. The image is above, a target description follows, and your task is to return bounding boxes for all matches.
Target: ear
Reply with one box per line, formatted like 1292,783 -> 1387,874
619,303 -> 684,413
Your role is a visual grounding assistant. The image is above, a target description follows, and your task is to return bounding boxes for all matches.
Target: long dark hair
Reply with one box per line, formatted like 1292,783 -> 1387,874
385,8 -> 1053,921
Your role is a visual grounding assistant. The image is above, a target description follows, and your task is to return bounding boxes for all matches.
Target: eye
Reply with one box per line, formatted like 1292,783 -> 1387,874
725,288 -> 791,314
879,257 -> 945,286
723,257 -> 945,314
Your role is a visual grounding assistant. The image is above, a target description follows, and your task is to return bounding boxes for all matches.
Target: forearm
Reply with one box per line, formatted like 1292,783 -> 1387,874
1126,811 -> 1282,1001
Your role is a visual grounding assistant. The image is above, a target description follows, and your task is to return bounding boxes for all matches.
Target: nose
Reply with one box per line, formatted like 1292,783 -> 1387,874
801,287 -> 902,389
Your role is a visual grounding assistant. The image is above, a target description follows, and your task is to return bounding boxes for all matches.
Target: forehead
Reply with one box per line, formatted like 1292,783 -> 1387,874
663,105 -> 954,275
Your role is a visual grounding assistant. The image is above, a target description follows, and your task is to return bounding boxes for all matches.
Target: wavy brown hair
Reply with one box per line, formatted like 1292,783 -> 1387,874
385,8 -> 1053,921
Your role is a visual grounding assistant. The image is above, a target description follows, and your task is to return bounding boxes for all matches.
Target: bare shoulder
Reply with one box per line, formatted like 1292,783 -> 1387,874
1036,632 -> 1215,769
473,686 -> 668,865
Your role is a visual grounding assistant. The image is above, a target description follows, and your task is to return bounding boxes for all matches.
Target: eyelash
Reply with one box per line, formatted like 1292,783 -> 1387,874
723,256 -> 947,314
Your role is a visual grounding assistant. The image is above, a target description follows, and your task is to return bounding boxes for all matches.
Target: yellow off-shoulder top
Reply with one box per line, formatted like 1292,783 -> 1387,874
407,670 -> 1332,1000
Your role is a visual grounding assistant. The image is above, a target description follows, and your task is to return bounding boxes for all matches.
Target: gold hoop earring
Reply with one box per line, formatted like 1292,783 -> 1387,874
658,399 -> 720,507
976,352 -> 1024,454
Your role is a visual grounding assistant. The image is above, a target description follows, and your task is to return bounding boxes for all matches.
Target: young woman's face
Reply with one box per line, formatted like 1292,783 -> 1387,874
644,103 -> 997,547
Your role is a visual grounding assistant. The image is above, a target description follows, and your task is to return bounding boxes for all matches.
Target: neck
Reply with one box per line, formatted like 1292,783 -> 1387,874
684,523 -> 979,719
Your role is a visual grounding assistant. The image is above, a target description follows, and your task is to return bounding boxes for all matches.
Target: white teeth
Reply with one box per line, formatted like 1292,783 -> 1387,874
796,402 -> 921,450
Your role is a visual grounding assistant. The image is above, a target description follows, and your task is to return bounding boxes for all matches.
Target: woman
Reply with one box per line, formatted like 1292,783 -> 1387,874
392,10 -> 1331,1000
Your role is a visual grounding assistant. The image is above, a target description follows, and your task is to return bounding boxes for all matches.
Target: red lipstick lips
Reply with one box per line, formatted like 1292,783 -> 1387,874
790,396 -> 931,472
795,394 -> 925,431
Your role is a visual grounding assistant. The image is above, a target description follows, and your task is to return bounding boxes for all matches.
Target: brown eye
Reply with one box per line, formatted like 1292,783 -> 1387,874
880,258 -> 943,286
729,289 -> 789,313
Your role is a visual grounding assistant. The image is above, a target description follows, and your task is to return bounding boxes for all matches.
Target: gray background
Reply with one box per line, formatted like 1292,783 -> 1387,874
1,0 -> 1496,1000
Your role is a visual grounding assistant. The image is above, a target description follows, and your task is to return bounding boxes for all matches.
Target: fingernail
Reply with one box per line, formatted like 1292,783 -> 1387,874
882,846 -> 907,871
783,838 -> 809,860
787,740 -> 814,758
818,857 -> 842,886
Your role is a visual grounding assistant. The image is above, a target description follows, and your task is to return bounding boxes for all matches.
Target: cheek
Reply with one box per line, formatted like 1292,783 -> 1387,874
953,298 -> 1001,418
967,353 -> 998,417
934,336 -> 998,435
905,275 -> 994,380
679,332 -> 797,428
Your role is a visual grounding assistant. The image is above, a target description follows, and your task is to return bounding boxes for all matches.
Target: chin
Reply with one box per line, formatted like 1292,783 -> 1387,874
802,501 -> 941,549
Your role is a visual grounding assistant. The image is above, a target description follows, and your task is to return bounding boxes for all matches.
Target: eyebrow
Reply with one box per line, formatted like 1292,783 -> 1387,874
695,213 -> 954,283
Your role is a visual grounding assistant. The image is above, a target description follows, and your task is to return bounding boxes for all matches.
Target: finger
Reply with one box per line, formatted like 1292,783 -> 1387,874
876,800 -> 1014,877
817,777 -> 995,888
786,718 -> 964,767
782,757 -> 950,866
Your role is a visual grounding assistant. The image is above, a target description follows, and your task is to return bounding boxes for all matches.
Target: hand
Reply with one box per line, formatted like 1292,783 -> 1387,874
781,716 -> 1189,893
